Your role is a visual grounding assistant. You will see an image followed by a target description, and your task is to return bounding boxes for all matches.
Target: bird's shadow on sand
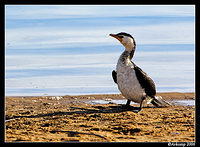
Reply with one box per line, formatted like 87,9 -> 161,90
6,104 -> 164,121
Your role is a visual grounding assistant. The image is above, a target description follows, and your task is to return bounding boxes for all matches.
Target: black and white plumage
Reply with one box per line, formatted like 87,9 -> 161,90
110,32 -> 170,112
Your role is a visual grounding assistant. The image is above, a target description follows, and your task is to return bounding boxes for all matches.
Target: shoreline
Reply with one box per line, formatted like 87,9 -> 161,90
5,92 -> 195,142
5,92 -> 195,99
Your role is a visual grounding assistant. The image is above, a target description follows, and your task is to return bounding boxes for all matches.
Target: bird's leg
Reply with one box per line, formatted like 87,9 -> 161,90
151,100 -> 159,107
125,99 -> 131,107
132,97 -> 145,113
121,99 -> 131,109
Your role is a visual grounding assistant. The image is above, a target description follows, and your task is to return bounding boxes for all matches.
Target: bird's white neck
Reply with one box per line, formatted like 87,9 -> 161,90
124,42 -> 135,52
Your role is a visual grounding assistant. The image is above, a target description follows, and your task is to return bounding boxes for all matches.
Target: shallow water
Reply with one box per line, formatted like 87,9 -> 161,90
171,100 -> 195,106
89,99 -> 195,106
5,45 -> 195,96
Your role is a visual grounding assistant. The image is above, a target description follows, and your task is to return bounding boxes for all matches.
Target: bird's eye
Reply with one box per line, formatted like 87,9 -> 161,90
118,35 -> 124,38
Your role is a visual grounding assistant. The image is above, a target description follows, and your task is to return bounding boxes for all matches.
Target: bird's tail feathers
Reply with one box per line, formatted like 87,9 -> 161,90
152,96 -> 171,107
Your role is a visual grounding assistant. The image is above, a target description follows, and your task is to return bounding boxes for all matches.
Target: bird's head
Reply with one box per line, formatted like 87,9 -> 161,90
109,32 -> 136,52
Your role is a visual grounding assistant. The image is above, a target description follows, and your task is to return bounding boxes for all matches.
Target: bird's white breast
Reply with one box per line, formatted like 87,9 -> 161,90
117,60 -> 145,103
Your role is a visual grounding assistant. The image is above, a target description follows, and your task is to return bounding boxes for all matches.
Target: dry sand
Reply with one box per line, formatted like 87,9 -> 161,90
5,92 -> 195,142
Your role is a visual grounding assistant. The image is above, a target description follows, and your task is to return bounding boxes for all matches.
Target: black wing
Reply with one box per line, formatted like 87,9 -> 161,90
133,63 -> 156,97
112,70 -> 117,84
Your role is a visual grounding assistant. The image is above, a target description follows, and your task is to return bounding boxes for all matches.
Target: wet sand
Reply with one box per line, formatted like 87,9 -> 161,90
5,92 -> 195,142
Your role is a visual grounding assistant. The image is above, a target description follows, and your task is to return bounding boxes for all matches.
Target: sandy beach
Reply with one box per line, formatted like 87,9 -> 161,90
5,92 -> 195,142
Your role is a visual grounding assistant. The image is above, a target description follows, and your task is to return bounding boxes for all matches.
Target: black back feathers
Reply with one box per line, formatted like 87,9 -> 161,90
132,62 -> 156,97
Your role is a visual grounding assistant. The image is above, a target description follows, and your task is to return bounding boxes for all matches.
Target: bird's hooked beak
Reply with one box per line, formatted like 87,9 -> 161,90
109,34 -> 122,42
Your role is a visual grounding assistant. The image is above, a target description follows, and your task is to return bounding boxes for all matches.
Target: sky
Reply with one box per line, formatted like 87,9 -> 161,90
5,5 -> 195,96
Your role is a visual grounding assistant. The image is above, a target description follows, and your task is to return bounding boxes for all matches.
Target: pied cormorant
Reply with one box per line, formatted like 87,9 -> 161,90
110,32 -> 170,113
